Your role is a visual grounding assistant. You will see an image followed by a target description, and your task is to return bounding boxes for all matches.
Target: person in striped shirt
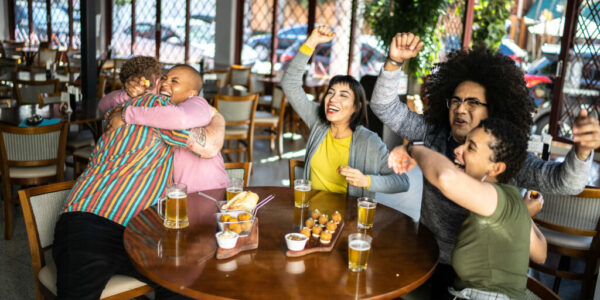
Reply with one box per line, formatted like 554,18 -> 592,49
53,59 -> 207,299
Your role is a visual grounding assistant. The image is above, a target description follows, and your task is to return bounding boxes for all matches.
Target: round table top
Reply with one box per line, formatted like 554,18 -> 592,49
0,103 -> 102,126
124,186 -> 438,299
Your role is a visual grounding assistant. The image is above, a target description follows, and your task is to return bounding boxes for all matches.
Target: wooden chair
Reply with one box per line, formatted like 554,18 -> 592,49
530,187 -> 600,299
208,69 -> 228,89
64,48 -> 81,74
18,181 -> 153,300
15,79 -> 60,106
250,74 -> 272,108
288,159 -> 305,188
214,93 -> 258,164
35,48 -> 59,69
0,122 -> 68,240
228,65 -> 252,92
73,146 -> 93,177
526,276 -> 561,300
224,162 -> 252,187
37,92 -> 62,108
110,58 -> 128,91
254,86 -> 287,159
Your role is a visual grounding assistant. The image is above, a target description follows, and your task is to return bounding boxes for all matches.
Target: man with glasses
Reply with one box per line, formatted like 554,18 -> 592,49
369,33 -> 600,297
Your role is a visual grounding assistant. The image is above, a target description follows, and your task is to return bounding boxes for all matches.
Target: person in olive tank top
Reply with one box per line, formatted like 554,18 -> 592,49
389,118 -> 547,300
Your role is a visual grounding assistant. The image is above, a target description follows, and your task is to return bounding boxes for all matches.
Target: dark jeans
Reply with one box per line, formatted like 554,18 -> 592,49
53,212 -> 192,300
428,263 -> 456,300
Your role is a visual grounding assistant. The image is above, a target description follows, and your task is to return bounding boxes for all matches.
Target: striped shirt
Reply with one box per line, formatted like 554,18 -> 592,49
63,93 -> 190,226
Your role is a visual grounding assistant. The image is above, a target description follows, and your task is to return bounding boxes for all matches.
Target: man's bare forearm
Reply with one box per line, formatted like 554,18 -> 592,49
186,112 -> 225,158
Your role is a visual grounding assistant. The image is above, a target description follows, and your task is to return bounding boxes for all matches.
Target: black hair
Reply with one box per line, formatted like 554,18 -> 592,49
317,75 -> 368,131
423,45 -> 536,136
478,118 -> 528,183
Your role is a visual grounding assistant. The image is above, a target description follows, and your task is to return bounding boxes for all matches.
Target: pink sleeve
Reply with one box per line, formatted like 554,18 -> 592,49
98,90 -> 130,115
124,96 -> 212,130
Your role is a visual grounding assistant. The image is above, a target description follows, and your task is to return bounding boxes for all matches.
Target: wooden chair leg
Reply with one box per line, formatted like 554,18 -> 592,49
580,257 -> 597,300
3,185 -> 13,240
553,255 -> 570,292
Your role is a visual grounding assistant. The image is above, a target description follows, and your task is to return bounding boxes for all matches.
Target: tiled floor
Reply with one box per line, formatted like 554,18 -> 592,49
0,135 -> 590,299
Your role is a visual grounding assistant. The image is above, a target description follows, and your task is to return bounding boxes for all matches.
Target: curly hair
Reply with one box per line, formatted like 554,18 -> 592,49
478,118 -> 528,183
423,45 -> 535,136
119,56 -> 162,89
317,75 -> 368,131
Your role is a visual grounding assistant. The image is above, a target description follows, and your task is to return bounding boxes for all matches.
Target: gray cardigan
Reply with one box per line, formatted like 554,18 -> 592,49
281,52 -> 409,198
370,66 -> 593,264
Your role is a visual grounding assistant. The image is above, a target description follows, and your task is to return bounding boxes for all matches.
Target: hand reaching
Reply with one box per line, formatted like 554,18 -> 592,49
124,76 -> 148,99
305,26 -> 335,49
388,33 -> 424,64
387,145 -> 417,174
338,166 -> 369,188
105,106 -> 126,133
524,190 -> 544,217
572,109 -> 600,160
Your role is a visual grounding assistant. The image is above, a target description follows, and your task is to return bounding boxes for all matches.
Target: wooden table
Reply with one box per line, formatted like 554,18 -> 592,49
124,187 -> 438,299
0,103 -> 103,139
203,86 -> 254,105
0,71 -> 77,84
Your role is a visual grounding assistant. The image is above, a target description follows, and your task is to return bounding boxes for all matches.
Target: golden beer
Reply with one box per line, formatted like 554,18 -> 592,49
226,187 -> 243,200
348,239 -> 371,272
164,191 -> 188,229
357,199 -> 376,229
294,186 -> 311,208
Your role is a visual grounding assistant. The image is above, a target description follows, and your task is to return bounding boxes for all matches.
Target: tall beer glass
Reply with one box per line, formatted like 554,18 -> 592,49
158,183 -> 188,229
348,233 -> 372,272
294,179 -> 311,208
357,197 -> 377,229
226,178 -> 243,200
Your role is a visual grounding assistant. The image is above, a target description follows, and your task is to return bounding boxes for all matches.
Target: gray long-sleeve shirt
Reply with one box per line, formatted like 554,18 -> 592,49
370,67 -> 592,264
281,51 -> 409,198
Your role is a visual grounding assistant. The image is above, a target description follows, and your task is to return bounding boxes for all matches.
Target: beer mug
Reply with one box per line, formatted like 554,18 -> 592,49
357,197 -> 377,229
158,183 -> 189,229
294,179 -> 311,208
348,233 -> 372,272
157,229 -> 187,266
226,178 -> 243,200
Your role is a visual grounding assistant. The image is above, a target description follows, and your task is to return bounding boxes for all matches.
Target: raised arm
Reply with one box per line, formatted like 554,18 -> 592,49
123,96 -> 213,130
281,26 -> 334,129
369,33 -> 428,141
389,144 -> 498,216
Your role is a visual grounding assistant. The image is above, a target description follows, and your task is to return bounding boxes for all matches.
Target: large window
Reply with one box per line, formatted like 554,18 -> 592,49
12,0 -> 80,48
110,0 -> 216,65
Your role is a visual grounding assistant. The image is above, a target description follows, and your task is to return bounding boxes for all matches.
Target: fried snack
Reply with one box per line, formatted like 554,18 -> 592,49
241,220 -> 253,232
332,211 -> 342,224
220,214 -> 233,222
305,218 -> 315,229
326,220 -> 337,233
320,231 -> 332,244
222,191 -> 259,211
238,212 -> 252,221
300,227 -> 312,238
227,218 -> 242,234
311,209 -> 321,220
312,225 -> 322,237
318,214 -> 329,226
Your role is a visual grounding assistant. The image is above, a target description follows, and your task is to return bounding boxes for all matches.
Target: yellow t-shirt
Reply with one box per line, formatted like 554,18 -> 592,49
310,129 -> 352,194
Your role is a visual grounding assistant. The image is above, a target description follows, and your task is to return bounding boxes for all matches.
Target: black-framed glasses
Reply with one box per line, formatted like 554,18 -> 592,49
446,96 -> 488,111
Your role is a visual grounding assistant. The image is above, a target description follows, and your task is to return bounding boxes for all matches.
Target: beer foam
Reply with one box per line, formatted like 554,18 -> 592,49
167,191 -> 187,199
294,186 -> 311,192
358,202 -> 376,209
349,240 -> 371,251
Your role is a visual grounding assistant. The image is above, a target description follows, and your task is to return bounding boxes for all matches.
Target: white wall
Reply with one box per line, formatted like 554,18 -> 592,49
0,0 -> 10,40
214,0 -> 236,67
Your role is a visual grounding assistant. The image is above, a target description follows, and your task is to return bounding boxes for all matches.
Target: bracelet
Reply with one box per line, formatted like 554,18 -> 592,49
121,107 -> 127,125
407,140 -> 425,156
386,55 -> 404,67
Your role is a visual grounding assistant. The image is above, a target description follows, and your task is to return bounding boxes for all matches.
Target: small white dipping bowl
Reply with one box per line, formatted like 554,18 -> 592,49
285,233 -> 308,251
216,231 -> 239,249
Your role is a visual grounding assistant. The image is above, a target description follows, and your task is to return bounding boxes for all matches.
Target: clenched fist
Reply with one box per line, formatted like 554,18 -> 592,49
305,26 -> 335,49
385,33 -> 424,70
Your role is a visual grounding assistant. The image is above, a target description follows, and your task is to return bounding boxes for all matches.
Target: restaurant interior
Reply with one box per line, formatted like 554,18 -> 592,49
0,0 -> 599,299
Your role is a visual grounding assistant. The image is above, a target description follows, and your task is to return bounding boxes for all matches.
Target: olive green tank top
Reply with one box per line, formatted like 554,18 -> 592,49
452,183 -> 531,299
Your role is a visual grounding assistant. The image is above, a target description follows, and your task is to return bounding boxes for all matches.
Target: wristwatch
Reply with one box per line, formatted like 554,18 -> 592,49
386,55 -> 404,67
406,140 -> 425,156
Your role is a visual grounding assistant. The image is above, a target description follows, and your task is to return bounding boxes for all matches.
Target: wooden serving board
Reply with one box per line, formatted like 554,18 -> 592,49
216,218 -> 259,260
285,221 -> 344,257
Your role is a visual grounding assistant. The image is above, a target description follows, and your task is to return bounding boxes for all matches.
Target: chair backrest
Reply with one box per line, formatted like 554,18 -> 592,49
535,188 -> 600,235
209,69 -> 228,89
224,162 -> 252,187
214,93 -> 258,125
272,86 -> 285,111
37,92 -> 62,107
65,49 -> 81,73
0,122 -> 68,181
37,48 -> 58,66
251,74 -> 265,95
15,79 -> 60,105
525,276 -> 561,300
229,65 -> 252,91
288,159 -> 305,188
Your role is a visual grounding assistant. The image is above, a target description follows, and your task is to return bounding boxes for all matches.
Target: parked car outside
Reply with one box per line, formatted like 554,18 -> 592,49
246,24 -> 308,61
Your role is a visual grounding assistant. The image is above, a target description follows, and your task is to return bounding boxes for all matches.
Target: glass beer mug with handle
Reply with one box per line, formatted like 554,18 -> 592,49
157,183 -> 189,229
